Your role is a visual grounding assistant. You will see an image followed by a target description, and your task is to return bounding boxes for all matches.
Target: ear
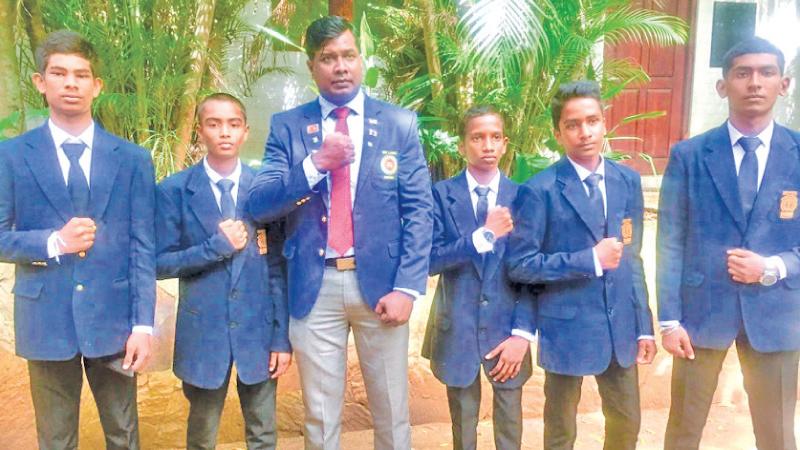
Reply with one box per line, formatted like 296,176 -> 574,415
31,73 -> 46,94
779,76 -> 791,97
715,79 -> 727,99
306,58 -> 314,73
92,77 -> 104,99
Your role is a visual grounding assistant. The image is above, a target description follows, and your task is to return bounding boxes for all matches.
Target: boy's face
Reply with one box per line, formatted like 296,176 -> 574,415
717,52 -> 789,120
459,113 -> 508,172
196,99 -> 249,161
555,97 -> 606,164
32,53 -> 102,121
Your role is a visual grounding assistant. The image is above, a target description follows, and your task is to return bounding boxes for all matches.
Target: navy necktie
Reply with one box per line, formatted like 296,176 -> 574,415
217,179 -> 236,220
584,173 -> 606,237
738,136 -> 761,219
63,142 -> 89,216
475,186 -> 490,226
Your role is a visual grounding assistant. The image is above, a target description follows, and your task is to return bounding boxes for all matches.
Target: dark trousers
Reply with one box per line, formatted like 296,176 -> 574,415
446,373 -> 523,450
182,367 -> 278,450
665,334 -> 799,450
543,359 -> 640,450
28,354 -> 140,450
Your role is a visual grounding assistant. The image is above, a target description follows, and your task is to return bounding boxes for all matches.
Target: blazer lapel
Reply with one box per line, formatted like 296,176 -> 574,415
703,124 -> 747,233
89,127 -> 121,219
557,159 -> 604,242
603,162 -> 626,241
230,166 -> 253,287
300,101 -> 328,208
22,125 -> 74,222
187,164 -> 223,237
446,172 -> 483,276
355,95 -> 384,199
482,175 -> 515,282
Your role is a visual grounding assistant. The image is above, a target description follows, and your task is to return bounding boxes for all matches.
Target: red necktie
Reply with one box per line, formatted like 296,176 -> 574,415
328,107 -> 354,255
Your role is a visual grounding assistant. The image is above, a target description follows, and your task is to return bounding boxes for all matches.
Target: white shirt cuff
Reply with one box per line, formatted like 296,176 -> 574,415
393,288 -> 421,301
765,255 -> 788,280
47,231 -> 64,263
471,227 -> 494,254
637,335 -> 655,340
511,328 -> 536,342
659,320 -> 681,335
303,155 -> 328,189
132,326 -> 153,335
591,248 -> 603,277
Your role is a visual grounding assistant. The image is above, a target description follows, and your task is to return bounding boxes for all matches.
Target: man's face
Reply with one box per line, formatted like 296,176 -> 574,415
32,53 -> 102,121
196,100 -> 249,161
717,53 -> 789,120
555,97 -> 606,165
307,30 -> 363,104
459,114 -> 507,172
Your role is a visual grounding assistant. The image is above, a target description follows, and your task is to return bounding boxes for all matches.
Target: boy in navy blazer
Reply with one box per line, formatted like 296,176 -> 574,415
423,106 -> 534,450
507,81 -> 656,450
156,94 -> 291,449
658,37 -> 800,450
0,30 -> 156,449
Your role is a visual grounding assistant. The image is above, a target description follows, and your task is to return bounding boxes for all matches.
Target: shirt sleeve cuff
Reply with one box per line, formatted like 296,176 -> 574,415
591,248 -> 603,277
393,288 -> 421,301
47,231 -> 63,263
511,328 -> 536,342
132,326 -> 153,335
303,155 -> 328,189
471,227 -> 494,254
765,255 -> 788,280
637,335 -> 655,340
659,320 -> 681,335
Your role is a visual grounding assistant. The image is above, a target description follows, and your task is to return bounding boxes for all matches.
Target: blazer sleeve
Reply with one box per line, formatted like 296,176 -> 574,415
154,183 -> 236,279
266,221 -> 291,353
656,147 -> 689,322
248,115 -> 317,224
428,187 -> 480,275
629,174 -> 654,336
511,283 -> 537,335
129,151 -> 157,328
506,183 -> 596,284
392,113 -> 434,294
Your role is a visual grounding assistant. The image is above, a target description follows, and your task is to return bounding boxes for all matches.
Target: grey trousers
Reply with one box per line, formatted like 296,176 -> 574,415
28,354 -> 140,450
446,374 -> 523,450
289,267 -> 411,450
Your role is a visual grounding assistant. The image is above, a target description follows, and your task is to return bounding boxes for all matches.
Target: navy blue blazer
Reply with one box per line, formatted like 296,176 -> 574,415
507,158 -> 653,376
156,163 -> 290,389
0,123 -> 156,360
657,122 -> 800,352
423,172 -> 534,389
247,94 -> 434,319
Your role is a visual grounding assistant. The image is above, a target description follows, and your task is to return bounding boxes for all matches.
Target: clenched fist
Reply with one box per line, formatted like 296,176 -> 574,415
484,206 -> 513,239
311,132 -> 355,172
595,237 -> 623,270
219,219 -> 248,251
58,217 -> 96,254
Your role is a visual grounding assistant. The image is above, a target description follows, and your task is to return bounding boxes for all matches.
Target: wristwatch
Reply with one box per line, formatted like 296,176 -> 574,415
482,229 -> 496,245
760,267 -> 779,286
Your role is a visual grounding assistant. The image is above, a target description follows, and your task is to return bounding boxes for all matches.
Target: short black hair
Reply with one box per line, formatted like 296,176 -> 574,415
35,30 -> 99,75
459,105 -> 505,138
196,93 -> 247,123
304,16 -> 355,59
551,80 -> 602,128
722,36 -> 785,77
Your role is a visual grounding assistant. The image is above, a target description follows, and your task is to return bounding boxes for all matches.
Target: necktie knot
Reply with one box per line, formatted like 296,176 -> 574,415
217,178 -> 234,194
584,172 -> 602,189
332,106 -> 350,121
738,136 -> 762,154
62,142 -> 86,163
474,186 -> 490,198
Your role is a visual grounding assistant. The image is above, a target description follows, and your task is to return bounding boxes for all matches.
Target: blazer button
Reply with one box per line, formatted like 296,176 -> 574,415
230,290 -> 238,300
78,251 -> 86,259
229,321 -> 238,329
321,216 -> 327,223
318,248 -> 325,257
75,284 -> 84,292
480,299 -> 489,307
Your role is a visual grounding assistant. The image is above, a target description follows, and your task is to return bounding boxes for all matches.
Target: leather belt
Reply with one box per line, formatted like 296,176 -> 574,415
325,257 -> 356,271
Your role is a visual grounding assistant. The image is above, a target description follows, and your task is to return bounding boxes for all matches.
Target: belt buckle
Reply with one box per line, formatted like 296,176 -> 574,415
336,257 -> 356,271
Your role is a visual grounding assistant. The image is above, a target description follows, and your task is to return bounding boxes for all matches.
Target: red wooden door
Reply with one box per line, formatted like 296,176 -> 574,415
603,0 -> 695,174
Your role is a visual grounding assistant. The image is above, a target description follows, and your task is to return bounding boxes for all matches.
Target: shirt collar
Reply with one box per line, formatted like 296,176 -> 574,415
48,119 -> 95,150
566,155 -> 605,182
727,120 -> 774,150
465,168 -> 501,194
203,157 -> 242,186
319,89 -> 365,120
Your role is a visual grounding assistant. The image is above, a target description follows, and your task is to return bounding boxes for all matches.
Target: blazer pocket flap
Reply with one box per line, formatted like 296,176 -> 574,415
112,277 -> 129,290
683,272 -> 705,287
387,240 -> 400,258
784,276 -> 800,290
282,240 -> 296,259
12,281 -> 43,299
538,302 -> 577,319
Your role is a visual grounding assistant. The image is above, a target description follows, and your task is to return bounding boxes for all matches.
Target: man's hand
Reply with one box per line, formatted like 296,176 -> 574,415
727,248 -> 765,284
374,291 -> 414,326
636,339 -> 657,364
662,326 -> 695,360
269,352 -> 292,379
57,217 -> 96,254
595,237 -> 623,270
485,336 -> 529,383
123,332 -> 152,372
484,206 -> 513,239
219,219 -> 248,251
311,132 -> 355,172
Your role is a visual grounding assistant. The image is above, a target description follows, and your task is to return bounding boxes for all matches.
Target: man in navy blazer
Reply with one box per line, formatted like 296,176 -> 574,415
658,37 -> 800,450
423,106 -> 534,450
247,16 -> 433,450
507,81 -> 656,450
0,31 -> 155,449
156,94 -> 291,449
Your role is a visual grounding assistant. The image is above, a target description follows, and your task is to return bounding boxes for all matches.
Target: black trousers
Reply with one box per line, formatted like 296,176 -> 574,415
182,366 -> 278,450
665,334 -> 799,450
28,354 -> 140,450
446,373 -> 523,450
543,359 -> 640,450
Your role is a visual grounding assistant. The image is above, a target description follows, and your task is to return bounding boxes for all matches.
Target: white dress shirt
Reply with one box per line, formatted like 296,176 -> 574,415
203,157 -> 242,210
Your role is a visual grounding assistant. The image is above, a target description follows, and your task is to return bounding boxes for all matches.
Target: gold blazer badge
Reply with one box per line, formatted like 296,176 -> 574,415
780,191 -> 798,219
257,229 -> 268,255
621,218 -> 633,245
